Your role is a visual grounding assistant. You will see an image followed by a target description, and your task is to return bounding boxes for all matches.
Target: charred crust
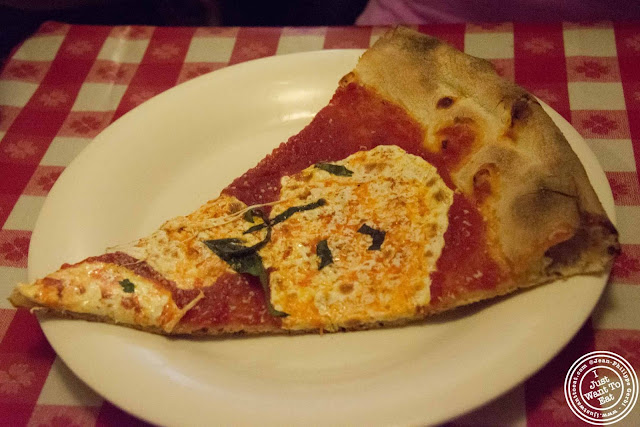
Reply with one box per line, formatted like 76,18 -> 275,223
510,96 -> 532,126
473,168 -> 491,189
608,245 -> 621,255
473,164 -> 497,201
339,72 -> 356,87
453,116 -> 473,124
402,33 -> 440,53
599,218 -> 619,236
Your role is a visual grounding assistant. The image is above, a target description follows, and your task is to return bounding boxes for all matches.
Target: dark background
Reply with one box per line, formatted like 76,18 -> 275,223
0,0 -> 369,64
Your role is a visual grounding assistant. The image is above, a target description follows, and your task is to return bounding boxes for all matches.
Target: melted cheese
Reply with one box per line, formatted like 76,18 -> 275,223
16,195 -> 256,332
261,145 -> 453,330
15,262 -> 201,332
116,194 -> 263,290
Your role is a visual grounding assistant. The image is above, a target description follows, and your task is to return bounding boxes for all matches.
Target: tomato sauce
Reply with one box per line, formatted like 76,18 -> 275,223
180,273 -> 280,328
79,252 -> 201,309
224,83 -> 426,207
429,194 -> 502,305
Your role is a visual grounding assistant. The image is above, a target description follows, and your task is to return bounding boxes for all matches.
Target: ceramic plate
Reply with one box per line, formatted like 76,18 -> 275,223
28,50 -> 615,426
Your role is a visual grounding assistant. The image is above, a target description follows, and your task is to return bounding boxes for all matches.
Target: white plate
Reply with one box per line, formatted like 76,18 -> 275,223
29,50 -> 615,426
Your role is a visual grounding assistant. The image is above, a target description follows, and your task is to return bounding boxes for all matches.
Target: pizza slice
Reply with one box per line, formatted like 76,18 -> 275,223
10,27 -> 619,335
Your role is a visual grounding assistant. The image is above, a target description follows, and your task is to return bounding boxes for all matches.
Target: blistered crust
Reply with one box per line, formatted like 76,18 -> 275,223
351,27 -> 619,284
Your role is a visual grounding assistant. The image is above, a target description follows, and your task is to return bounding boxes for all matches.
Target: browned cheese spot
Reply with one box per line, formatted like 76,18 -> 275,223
364,162 -> 385,173
434,189 -> 447,202
228,202 -> 244,214
297,172 -> 314,182
339,283 -> 354,294
42,277 -> 64,297
436,96 -> 455,109
121,295 -> 142,313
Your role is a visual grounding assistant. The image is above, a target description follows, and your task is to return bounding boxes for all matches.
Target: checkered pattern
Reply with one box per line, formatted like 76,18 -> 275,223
1,21 -> 640,426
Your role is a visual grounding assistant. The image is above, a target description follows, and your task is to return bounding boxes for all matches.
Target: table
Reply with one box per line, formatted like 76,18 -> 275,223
0,21 -> 639,426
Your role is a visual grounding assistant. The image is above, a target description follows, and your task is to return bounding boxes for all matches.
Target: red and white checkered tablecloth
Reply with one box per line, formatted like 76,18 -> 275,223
1,21 -> 640,426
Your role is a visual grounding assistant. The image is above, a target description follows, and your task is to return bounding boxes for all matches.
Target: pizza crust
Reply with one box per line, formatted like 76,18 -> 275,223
351,27 -> 619,286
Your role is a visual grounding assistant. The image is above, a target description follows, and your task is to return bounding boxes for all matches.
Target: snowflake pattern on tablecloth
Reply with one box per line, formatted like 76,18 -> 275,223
95,63 -> 129,81
537,387 -> 580,423
112,26 -> 153,40
195,27 -> 239,37
625,34 -> 640,51
612,251 -> 640,280
0,363 -> 35,395
574,60 -> 610,79
185,65 -> 215,80
152,43 -> 180,60
239,43 -> 270,59
581,114 -> 619,135
68,116 -> 103,135
39,90 -> 69,107
3,140 -> 37,159
609,177 -> 630,198
7,63 -> 40,79
36,170 -> 62,192
65,40 -> 93,56
29,405 -> 101,427
598,332 -> 640,368
531,88 -> 560,104
616,338 -> 640,368
523,37 -> 555,54
128,90 -> 156,107
0,236 -> 30,262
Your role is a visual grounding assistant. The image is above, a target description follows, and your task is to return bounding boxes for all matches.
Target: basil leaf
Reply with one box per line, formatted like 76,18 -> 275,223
272,198 -> 326,226
206,218 -> 271,257
315,162 -> 353,177
243,199 -> 326,234
203,237 -> 287,317
357,224 -> 386,250
119,279 -> 135,293
244,222 -> 265,234
229,253 -> 288,318
316,239 -> 333,270
243,210 -> 255,223
203,238 -> 247,256
227,252 -> 265,280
